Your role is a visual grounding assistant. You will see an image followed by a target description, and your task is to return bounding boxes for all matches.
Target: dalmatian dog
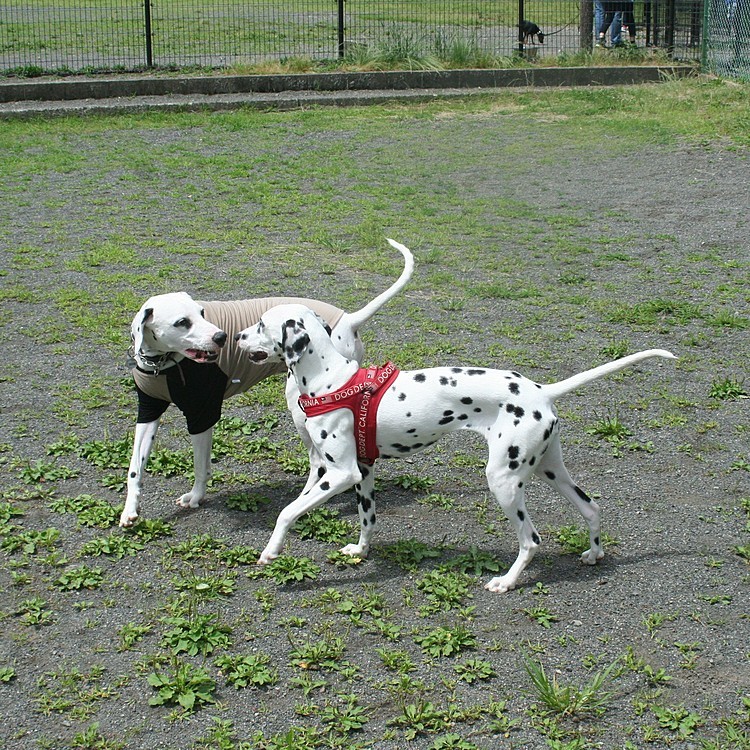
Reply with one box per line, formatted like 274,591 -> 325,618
121,239 -> 413,528
236,303 -> 675,593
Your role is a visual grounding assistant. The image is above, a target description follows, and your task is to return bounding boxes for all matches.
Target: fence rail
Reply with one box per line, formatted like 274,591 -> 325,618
0,1 -> 744,79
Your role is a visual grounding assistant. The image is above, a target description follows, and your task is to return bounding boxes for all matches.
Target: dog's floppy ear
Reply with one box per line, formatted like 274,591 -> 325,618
280,318 -> 310,366
131,306 -> 154,353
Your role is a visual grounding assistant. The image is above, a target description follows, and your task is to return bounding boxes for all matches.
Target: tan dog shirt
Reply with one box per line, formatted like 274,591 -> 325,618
132,297 -> 344,434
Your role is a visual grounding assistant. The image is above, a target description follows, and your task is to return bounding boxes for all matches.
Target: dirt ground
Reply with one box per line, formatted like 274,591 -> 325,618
0,97 -> 748,749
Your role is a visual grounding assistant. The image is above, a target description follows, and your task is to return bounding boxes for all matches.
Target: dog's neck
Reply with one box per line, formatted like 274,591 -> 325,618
130,345 -> 184,375
291,322 -> 358,396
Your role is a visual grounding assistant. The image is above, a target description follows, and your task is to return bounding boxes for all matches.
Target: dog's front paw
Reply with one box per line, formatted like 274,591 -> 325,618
484,576 -> 515,594
119,508 -> 139,527
176,492 -> 203,509
257,550 -> 279,566
339,543 -> 369,558
580,549 -> 604,566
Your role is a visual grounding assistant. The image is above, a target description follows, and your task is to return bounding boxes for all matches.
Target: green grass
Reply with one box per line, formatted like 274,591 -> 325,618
0,82 -> 748,748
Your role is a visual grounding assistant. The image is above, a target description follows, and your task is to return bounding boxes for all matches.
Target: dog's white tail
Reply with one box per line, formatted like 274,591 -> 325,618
542,349 -> 676,402
346,239 -> 415,331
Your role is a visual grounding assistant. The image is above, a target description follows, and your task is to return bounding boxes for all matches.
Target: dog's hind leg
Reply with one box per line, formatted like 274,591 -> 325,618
340,464 -> 376,558
483,455 -> 541,593
121,420 -> 160,527
536,436 -> 603,565
177,427 -> 214,509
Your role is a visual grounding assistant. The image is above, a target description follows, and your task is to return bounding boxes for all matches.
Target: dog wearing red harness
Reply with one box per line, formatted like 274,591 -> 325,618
237,302 -> 675,593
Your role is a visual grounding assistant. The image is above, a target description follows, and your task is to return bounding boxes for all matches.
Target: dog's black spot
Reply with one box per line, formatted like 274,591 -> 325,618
506,403 -> 524,418
529,456 -> 536,466
458,414 -> 469,421
452,367 -> 463,373
406,412 -> 412,418
320,430 -> 328,439
360,495 -> 371,512
130,471 -> 136,478
509,461 -> 519,470
509,382 -> 520,395
545,471 -> 556,480
317,467 -> 326,479
301,376 -> 307,387
414,373 -> 426,383
513,420 -> 521,426
361,466 -> 370,478
392,443 -> 413,454
439,376 -> 449,386
575,486 -> 592,503
474,407 -> 482,413
399,392 -> 407,401
325,453 -> 335,463
517,510 -> 525,521
320,481 -> 330,491
533,410 -> 542,421
594,536 -> 600,546
466,369 -> 486,376
518,481 -> 524,488
439,415 -> 454,425
461,397 -> 473,405
532,532 -> 541,545
508,445 -> 520,459
407,428 -> 417,434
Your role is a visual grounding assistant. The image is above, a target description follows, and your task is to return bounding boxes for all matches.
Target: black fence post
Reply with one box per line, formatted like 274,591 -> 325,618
581,0 -> 594,50
517,0 -> 525,54
144,0 -> 154,67
338,0 -> 345,57
666,0 -> 676,53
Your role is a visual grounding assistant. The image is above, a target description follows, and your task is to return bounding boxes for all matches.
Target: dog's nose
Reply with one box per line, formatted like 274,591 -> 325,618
213,331 -> 228,347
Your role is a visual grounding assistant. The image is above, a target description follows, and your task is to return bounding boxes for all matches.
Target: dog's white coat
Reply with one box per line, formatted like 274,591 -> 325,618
238,303 -> 675,593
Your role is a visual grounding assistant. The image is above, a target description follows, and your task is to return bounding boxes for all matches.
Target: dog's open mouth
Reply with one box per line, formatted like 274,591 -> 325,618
248,351 -> 268,363
184,349 -> 219,363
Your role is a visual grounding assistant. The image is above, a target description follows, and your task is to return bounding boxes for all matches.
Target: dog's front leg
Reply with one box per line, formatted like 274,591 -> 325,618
121,420 -> 160,527
340,463 -> 376,558
176,427 -> 213,509
259,466 -> 361,564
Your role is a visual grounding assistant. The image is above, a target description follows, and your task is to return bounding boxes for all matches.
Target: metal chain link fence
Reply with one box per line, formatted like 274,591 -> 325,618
703,0 -> 750,79
0,1 -> 739,78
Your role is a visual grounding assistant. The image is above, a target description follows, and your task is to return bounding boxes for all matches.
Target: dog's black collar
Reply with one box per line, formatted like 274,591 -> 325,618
128,347 -> 179,376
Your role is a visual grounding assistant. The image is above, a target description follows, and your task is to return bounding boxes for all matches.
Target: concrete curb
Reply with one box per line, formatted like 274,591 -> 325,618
0,65 -> 696,119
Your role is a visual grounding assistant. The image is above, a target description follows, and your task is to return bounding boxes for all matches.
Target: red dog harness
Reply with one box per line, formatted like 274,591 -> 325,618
298,362 -> 400,465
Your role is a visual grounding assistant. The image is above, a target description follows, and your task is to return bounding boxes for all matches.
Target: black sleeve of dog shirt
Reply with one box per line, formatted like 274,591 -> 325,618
136,385 -> 170,425
166,359 -> 228,435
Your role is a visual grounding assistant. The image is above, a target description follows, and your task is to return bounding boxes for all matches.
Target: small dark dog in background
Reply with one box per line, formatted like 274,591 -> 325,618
520,20 -> 545,44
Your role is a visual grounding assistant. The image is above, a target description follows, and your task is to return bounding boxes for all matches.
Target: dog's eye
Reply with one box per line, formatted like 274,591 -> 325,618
174,318 -> 191,329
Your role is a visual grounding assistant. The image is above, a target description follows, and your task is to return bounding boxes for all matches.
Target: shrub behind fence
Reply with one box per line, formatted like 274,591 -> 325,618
1,0 -> 741,77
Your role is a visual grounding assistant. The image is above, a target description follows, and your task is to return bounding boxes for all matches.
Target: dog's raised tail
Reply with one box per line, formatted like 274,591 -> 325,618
346,239 -> 415,330
542,349 -> 676,402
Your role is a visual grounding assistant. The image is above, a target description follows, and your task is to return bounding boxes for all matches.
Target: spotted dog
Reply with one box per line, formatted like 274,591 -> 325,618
237,303 -> 675,592
121,239 -> 413,528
